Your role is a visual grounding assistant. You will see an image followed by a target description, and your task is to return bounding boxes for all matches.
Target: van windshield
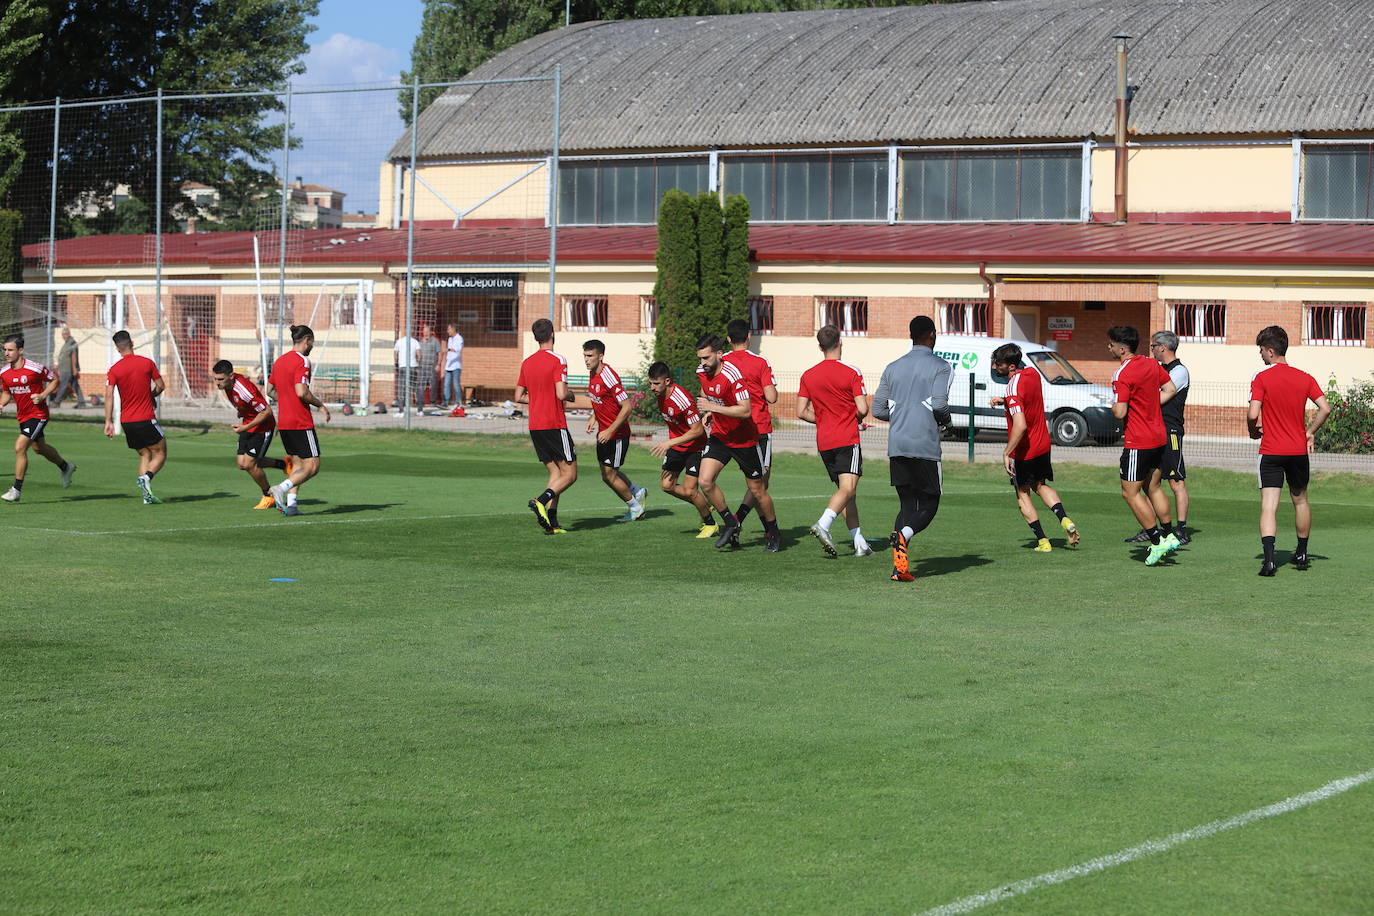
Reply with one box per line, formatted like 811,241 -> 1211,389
1028,351 -> 1090,384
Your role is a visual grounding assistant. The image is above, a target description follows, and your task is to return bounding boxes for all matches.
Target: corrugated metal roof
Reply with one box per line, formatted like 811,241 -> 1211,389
390,0 -> 1374,159
27,222 -> 1374,269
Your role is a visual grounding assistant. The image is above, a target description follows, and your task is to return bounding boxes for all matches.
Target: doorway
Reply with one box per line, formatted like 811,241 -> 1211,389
1004,305 -> 1039,343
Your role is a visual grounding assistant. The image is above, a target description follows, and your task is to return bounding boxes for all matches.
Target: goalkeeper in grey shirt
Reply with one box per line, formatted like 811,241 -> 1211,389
873,315 -> 953,582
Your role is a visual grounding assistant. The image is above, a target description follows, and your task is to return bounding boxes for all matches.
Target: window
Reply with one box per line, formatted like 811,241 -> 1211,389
1305,302 -> 1367,346
559,158 -> 709,224
747,296 -> 774,334
818,297 -> 868,336
640,295 -> 657,331
901,149 -> 1082,221
334,292 -> 357,328
563,295 -> 608,331
940,299 -> 990,336
723,153 -> 887,221
263,294 -> 294,324
1169,301 -> 1227,342
1301,144 -> 1374,220
490,298 -> 517,333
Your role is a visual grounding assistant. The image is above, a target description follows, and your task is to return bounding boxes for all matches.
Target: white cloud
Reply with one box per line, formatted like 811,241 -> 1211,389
299,33 -> 401,88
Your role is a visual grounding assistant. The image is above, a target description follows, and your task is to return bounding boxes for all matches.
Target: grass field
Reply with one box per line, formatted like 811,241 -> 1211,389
2,421 -> 1372,914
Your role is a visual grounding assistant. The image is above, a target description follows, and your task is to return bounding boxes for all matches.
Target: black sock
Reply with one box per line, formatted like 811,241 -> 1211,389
12,478 -> 22,491
548,509 -> 560,528
762,517 -> 779,535
262,488 -> 272,496
1177,518 -> 1186,531
1296,536 -> 1309,557
1049,502 -> 1067,521
1262,535 -> 1276,563
735,503 -> 752,523
721,510 -> 739,527
1148,527 -> 1162,545
537,488 -> 555,505
1159,521 -> 1173,535
145,470 -> 156,481
1029,520 -> 1046,540
61,461 -> 72,473
700,511 -> 715,524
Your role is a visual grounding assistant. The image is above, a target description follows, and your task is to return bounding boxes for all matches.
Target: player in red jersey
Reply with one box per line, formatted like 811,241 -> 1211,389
645,360 -> 716,538
582,340 -> 646,521
796,325 -> 873,559
1108,325 -> 1179,566
103,329 -> 167,504
988,343 -> 1080,552
267,325 -> 331,517
1247,325 -> 1331,576
212,359 -> 291,508
515,318 -> 576,533
722,318 -> 778,532
0,334 -> 75,503
695,333 -> 781,552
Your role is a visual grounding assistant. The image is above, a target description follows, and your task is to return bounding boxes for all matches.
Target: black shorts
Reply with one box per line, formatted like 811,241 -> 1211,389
279,428 -> 321,459
122,419 -> 164,451
1162,430 -> 1187,480
1119,446 -> 1164,482
889,456 -> 942,496
1258,454 -> 1310,491
661,448 -> 702,478
1009,451 -> 1054,488
756,433 -> 772,470
237,427 -> 277,459
702,437 -> 765,480
530,428 -> 576,465
18,417 -> 48,441
820,445 -> 863,483
596,437 -> 630,468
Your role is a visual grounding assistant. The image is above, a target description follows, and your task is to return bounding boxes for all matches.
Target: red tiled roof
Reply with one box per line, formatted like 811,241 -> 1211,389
23,221 -> 1374,269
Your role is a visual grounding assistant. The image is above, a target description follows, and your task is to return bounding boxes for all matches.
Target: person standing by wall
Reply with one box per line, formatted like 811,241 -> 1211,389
418,324 -> 440,407
393,330 -> 419,410
443,323 -> 464,409
51,326 -> 84,408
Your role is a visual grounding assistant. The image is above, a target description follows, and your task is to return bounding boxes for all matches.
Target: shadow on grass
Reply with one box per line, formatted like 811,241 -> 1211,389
164,491 -> 237,504
911,553 -> 993,577
572,508 -> 673,531
316,503 -> 403,515
63,492 -> 132,502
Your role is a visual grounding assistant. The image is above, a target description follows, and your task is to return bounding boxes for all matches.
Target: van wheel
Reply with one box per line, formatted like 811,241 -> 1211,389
1050,410 -> 1088,447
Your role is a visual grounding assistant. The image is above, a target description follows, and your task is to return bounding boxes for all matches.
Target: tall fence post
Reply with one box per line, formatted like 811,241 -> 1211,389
154,88 -> 164,403
404,75 -> 420,430
548,64 -> 561,323
278,83 -> 292,360
46,97 -> 60,363
967,371 -> 976,463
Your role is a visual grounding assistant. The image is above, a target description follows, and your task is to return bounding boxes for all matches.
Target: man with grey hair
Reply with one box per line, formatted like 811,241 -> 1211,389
1134,329 -> 1191,545
872,315 -> 952,582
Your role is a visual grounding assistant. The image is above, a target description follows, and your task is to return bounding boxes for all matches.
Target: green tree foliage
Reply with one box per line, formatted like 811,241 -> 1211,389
0,0 -> 42,201
0,210 -> 22,336
696,192 -> 727,332
5,0 -> 318,243
722,193 -> 751,324
1314,375 -> 1374,454
652,189 -> 701,391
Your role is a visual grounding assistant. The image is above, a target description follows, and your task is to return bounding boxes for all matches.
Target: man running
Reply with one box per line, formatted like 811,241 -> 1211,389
104,329 -> 166,504
268,325 -> 331,517
695,333 -> 781,552
0,335 -> 75,502
797,325 -> 873,558
988,343 -> 1080,552
872,316 -> 951,582
1247,325 -> 1331,576
646,360 -> 716,537
515,318 -> 576,534
722,318 -> 778,532
212,359 -> 290,508
582,339 -> 646,521
1107,325 -> 1179,566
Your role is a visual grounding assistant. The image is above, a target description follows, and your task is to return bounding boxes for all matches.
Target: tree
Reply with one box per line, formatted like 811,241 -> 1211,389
0,0 -> 41,202
696,192 -> 727,332
721,193 -> 751,325
652,189 -> 701,390
5,0 -> 319,243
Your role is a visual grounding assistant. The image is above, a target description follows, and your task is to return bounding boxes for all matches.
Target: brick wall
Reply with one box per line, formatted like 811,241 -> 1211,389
1006,299 -> 1153,384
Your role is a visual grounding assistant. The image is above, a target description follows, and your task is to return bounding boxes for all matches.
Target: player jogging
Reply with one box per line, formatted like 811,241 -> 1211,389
646,361 -> 716,537
582,340 -> 646,521
1107,325 -> 1180,566
872,316 -> 951,582
0,335 -> 75,502
695,333 -> 781,552
104,329 -> 166,504
722,318 -> 778,533
268,325 -> 331,517
1247,325 -> 1331,577
515,318 -> 576,534
988,343 -> 1080,552
212,359 -> 291,508
797,325 -> 874,558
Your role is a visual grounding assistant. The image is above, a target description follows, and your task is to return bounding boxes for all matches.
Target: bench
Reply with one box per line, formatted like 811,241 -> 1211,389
314,367 -> 363,403
565,372 -> 643,409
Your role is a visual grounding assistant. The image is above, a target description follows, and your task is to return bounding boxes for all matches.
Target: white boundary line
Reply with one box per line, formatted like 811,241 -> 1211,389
915,768 -> 1374,916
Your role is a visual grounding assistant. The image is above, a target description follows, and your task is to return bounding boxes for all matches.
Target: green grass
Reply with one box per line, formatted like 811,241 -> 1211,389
2,423 -> 1372,914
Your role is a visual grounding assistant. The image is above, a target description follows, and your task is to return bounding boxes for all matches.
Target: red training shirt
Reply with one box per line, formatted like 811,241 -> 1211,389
269,351 -> 314,430
1110,355 -> 1169,450
226,373 -> 275,432
106,353 -> 162,423
722,349 -> 776,435
658,382 -> 705,453
1003,366 -> 1051,459
1,359 -> 56,423
697,360 -> 757,448
517,348 -> 568,431
797,358 -> 866,451
1250,363 -> 1324,455
586,363 -> 630,440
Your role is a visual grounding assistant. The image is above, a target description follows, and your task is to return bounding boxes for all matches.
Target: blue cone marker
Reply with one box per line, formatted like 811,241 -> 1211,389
268,578 -> 298,582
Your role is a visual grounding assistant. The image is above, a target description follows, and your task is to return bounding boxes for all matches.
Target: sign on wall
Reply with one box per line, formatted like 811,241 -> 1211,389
1049,316 -> 1074,340
411,273 -> 518,295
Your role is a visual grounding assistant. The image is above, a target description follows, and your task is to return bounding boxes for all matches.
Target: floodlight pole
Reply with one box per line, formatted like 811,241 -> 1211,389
548,65 -> 561,323
154,88 -> 164,405
279,84 -> 292,359
404,74 -> 420,430
46,97 -> 60,364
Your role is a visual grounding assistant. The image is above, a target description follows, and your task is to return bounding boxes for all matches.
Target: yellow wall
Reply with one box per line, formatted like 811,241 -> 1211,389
1091,144 -> 1292,214
378,161 -> 550,228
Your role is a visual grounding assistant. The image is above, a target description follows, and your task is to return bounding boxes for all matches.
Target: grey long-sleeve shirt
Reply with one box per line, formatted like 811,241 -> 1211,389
872,345 -> 953,460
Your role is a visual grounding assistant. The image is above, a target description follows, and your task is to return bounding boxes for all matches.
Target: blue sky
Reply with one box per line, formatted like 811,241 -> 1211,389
285,0 -> 427,216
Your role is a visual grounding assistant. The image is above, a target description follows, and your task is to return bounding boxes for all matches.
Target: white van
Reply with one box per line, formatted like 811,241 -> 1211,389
933,335 -> 1122,447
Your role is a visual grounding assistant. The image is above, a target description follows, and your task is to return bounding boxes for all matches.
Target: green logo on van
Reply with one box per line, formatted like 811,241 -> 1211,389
960,352 -> 978,370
